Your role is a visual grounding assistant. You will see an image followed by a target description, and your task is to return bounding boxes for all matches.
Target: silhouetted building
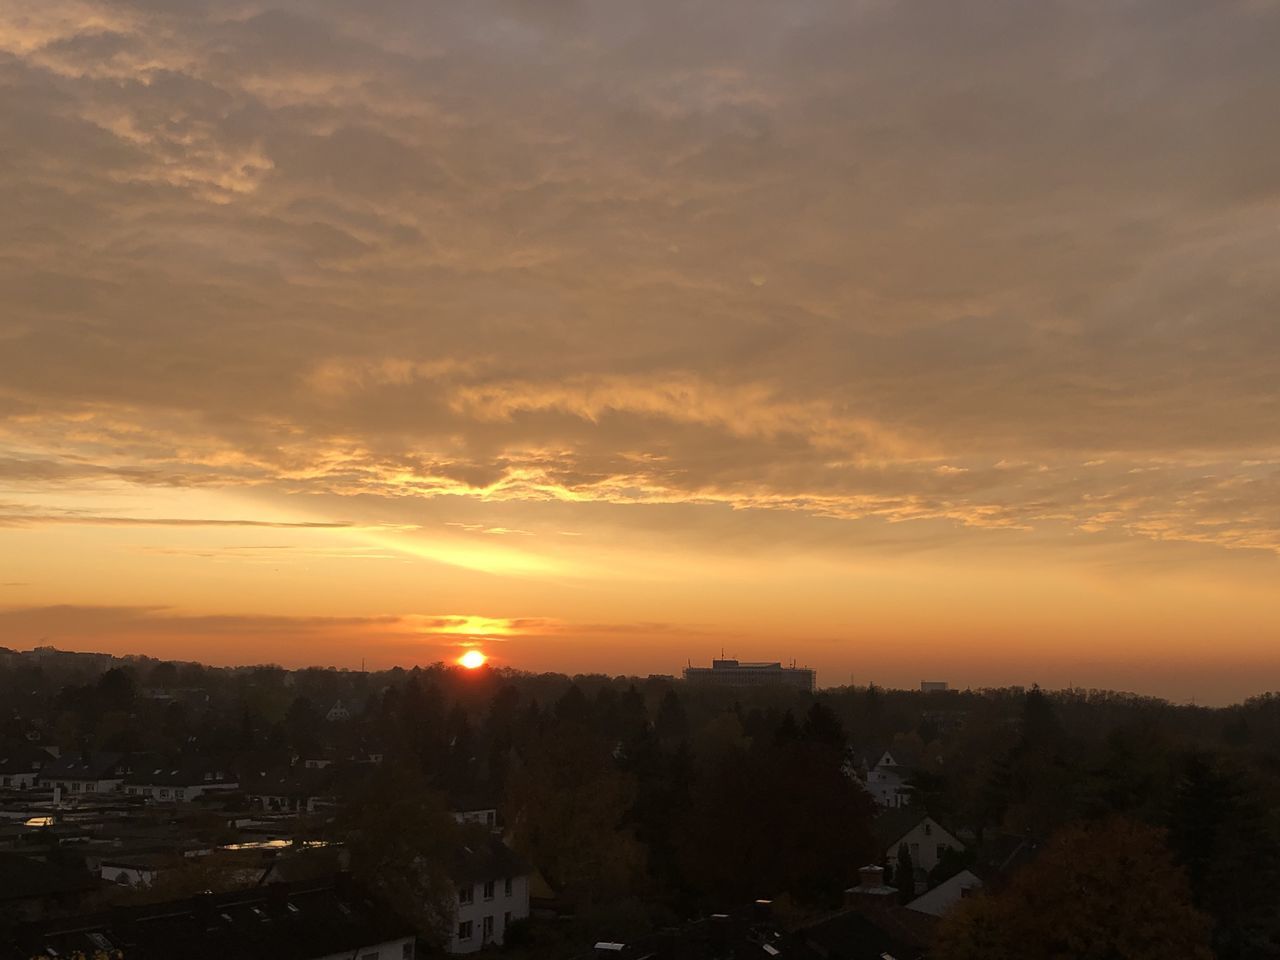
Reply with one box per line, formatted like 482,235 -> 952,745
683,659 -> 815,692
1,874 -> 416,959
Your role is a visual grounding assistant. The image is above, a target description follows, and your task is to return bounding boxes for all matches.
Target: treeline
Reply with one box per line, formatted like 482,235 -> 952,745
5,655 -> 1280,956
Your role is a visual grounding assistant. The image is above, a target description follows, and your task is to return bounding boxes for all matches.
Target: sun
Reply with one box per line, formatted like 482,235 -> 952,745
458,650 -> 487,670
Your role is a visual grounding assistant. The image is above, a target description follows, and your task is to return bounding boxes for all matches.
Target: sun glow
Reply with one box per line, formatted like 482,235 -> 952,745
459,649 -> 487,669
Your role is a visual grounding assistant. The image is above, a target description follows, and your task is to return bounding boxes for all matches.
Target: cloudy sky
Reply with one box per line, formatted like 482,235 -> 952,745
1,0 -> 1278,701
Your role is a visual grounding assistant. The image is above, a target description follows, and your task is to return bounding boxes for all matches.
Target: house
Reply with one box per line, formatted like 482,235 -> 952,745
38,752 -> 128,795
0,743 -> 53,790
449,837 -> 531,953
906,869 -> 983,917
449,791 -> 499,829
123,759 -> 239,802
325,700 -> 352,722
243,767 -> 336,814
862,749 -> 913,808
1,874 -> 417,959
875,811 -> 965,894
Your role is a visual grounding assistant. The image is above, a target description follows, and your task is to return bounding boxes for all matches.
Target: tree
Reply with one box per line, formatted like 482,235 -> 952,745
896,842 -> 914,903
801,702 -> 846,752
332,761 -> 461,947
505,725 -> 644,906
934,817 -> 1212,960
655,690 -> 689,742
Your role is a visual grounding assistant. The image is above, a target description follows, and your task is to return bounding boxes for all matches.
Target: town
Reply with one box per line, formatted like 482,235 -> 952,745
1,645 -> 1275,959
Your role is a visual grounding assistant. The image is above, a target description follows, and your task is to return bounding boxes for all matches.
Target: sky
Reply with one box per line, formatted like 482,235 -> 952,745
1,0 -> 1278,703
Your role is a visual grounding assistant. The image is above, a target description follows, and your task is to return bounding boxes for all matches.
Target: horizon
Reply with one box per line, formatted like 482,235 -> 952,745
2,1 -> 1279,707
4,641 -> 1266,708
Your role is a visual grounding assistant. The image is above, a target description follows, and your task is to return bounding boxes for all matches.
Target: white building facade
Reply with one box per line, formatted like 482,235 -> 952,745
450,872 -> 530,954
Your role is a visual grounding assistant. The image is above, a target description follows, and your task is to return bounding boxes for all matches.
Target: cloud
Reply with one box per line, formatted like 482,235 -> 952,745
0,0 -> 1278,573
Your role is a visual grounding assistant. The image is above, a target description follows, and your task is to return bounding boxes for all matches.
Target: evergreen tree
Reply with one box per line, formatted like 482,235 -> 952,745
896,842 -> 914,902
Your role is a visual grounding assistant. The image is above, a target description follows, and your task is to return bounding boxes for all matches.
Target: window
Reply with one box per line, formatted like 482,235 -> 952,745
482,915 -> 494,942
483,880 -> 495,901
504,912 -> 512,928
458,885 -> 474,905
923,823 -> 932,836
160,789 -> 170,800
504,877 -> 513,897
176,789 -> 185,799
937,844 -> 947,860
458,921 -> 473,941
402,943 -> 414,960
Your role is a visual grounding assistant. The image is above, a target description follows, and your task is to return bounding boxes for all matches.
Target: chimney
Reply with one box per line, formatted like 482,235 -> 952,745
858,865 -> 886,888
845,865 -> 896,905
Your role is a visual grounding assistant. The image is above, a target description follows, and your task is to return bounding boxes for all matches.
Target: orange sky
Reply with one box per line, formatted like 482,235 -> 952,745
1,0 -> 1278,703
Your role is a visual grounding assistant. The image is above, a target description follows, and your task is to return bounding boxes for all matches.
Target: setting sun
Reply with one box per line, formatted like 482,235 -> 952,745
458,650 -> 487,670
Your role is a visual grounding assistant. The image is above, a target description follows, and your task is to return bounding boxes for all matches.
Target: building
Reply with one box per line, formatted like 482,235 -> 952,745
122,760 -> 239,803
875,812 -> 964,894
39,752 -> 128,795
0,743 -> 53,790
243,767 -> 336,814
449,838 -> 531,954
920,681 -> 949,693
683,659 -> 815,693
862,749 -> 913,808
325,700 -> 352,722
906,869 -> 982,917
1,874 -> 416,959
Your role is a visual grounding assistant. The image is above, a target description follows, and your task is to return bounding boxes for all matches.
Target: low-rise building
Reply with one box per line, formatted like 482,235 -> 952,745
449,838 -> 531,954
875,812 -> 965,894
123,760 -> 239,802
2,874 -> 417,959
39,753 -> 128,795
862,749 -> 913,808
0,743 -> 53,790
906,869 -> 983,917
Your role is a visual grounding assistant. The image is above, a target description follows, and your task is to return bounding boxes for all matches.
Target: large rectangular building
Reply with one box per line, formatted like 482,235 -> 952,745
683,659 -> 816,693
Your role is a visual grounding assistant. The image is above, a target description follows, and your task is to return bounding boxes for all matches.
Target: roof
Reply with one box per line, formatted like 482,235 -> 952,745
452,837 -> 530,884
0,743 -> 53,775
39,752 -> 126,781
0,875 -> 415,960
242,767 -> 335,798
0,853 -> 101,904
123,759 -> 235,787
259,846 -> 348,885
570,909 -> 805,960
872,810 -> 961,853
796,900 -> 937,960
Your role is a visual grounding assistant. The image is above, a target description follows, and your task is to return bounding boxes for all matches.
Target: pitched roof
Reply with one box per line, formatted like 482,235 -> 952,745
451,837 -> 530,884
0,743 -> 53,775
39,752 -> 126,781
242,767 -> 335,797
872,810 -> 961,852
0,875 -> 414,960
0,853 -> 100,904
123,758 -> 235,787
